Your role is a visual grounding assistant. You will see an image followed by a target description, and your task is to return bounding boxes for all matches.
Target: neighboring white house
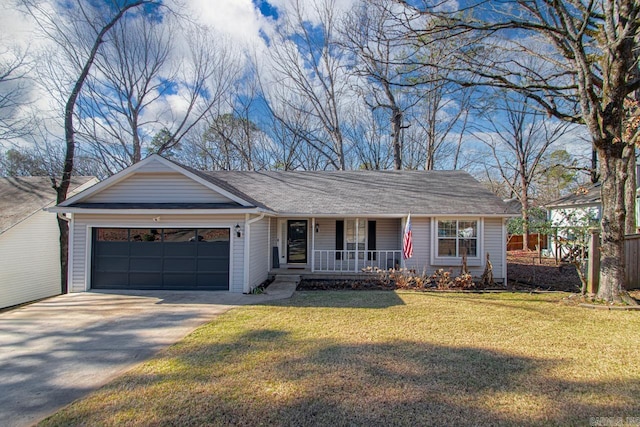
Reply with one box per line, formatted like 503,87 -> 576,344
547,183 -> 603,227
0,176 -> 98,309
546,172 -> 640,259
50,155 -> 517,294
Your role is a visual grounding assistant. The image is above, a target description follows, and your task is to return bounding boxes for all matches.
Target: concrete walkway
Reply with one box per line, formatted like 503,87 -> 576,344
0,280 -> 297,427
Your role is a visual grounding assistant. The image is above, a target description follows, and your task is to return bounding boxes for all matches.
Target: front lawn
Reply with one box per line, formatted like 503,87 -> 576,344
41,291 -> 640,426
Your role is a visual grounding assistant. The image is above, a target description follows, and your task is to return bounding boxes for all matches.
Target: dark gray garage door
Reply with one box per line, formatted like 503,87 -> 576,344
92,228 -> 230,290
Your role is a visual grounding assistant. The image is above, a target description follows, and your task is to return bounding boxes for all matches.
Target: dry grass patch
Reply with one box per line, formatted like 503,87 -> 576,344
41,291 -> 640,426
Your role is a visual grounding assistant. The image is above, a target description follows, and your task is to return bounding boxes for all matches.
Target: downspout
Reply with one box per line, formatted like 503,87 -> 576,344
243,213 -> 266,293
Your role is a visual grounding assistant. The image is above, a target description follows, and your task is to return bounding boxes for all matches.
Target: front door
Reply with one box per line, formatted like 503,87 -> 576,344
287,220 -> 308,264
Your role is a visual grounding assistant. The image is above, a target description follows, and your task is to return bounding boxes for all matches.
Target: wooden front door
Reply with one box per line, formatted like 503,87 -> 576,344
287,220 -> 308,264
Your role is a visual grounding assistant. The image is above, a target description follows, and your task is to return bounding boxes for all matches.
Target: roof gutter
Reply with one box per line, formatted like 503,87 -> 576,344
271,212 -> 519,218
45,207 -> 273,215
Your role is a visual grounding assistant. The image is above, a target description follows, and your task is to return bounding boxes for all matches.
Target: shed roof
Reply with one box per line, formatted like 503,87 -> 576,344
545,183 -> 602,209
0,176 -> 95,233
196,169 -> 513,216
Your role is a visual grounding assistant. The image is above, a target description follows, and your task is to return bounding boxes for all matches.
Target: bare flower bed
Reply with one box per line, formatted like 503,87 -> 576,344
297,251 -> 583,292
507,250 -> 581,292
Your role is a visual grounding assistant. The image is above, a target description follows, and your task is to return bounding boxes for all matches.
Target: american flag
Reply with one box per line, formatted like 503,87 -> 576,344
403,214 -> 413,260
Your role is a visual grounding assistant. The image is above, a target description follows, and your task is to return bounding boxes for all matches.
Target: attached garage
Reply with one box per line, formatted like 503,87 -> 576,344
92,228 -> 230,290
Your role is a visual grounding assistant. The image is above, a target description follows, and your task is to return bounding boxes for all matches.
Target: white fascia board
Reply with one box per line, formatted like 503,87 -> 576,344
46,207 -> 267,215
273,212 -> 518,219
547,202 -> 601,210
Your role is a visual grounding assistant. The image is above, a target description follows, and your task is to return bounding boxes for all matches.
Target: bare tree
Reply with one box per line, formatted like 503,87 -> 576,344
20,0 -> 162,292
397,0 -> 640,303
475,91 -> 573,249
262,95 -> 325,170
340,0 -> 422,169
78,18 -> 239,173
344,105 -> 393,170
0,43 -> 32,141
78,14 -> 174,169
409,83 -> 475,170
266,0 -> 351,170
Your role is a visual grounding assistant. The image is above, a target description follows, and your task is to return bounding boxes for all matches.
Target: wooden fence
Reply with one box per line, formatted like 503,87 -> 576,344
588,233 -> 640,291
507,233 -> 548,251
626,234 -> 640,290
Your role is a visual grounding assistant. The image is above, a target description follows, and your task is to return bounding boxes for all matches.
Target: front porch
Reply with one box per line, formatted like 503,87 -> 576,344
312,249 -> 403,272
269,217 -> 404,274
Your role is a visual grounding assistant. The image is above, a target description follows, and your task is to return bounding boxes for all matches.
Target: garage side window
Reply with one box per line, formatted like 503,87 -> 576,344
163,229 -> 196,242
130,229 -> 161,242
198,229 -> 230,242
96,228 -> 128,241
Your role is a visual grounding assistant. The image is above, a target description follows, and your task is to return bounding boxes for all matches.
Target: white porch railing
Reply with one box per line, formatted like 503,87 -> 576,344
313,250 -> 402,272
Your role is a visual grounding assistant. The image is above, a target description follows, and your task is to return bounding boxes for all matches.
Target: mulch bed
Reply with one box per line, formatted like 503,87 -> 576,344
297,250 -> 583,293
298,278 -> 396,291
507,250 -> 582,292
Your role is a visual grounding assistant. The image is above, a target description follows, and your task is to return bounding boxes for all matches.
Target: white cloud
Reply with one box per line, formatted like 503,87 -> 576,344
0,3 -> 37,49
178,0 -> 266,45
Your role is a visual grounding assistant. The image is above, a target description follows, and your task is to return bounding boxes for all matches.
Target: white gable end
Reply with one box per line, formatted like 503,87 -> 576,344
85,172 -> 236,204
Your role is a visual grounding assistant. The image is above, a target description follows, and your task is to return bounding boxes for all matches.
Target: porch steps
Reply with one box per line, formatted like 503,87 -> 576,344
264,275 -> 301,299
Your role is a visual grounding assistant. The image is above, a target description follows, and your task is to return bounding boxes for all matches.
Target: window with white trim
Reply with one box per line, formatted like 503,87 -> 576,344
346,218 -> 366,259
437,220 -> 478,257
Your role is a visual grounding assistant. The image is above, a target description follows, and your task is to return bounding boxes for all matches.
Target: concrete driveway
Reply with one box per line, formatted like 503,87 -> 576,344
0,283 -> 296,427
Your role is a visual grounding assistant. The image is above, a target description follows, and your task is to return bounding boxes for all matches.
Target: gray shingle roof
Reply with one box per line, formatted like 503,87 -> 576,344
0,176 -> 95,233
545,183 -> 602,208
196,170 -> 512,216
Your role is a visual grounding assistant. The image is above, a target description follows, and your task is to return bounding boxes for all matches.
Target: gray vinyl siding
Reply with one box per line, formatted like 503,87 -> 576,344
405,217 -> 505,281
85,172 -> 234,204
375,218 -> 401,250
313,218 -> 336,251
248,217 -> 269,290
405,217 -> 431,275
483,217 -> 505,281
0,210 -> 61,309
70,214 -> 245,293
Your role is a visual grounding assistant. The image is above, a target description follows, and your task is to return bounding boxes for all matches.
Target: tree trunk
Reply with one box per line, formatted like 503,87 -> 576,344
591,147 -> 599,183
521,174 -> 529,250
57,215 -> 69,294
520,201 -> 529,251
596,146 -> 628,302
391,107 -> 402,170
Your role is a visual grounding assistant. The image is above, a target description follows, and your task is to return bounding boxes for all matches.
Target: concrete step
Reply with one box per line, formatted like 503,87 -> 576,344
264,275 -> 300,298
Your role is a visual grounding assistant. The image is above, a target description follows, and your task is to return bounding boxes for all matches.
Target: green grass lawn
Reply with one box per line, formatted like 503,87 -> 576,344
41,291 -> 640,426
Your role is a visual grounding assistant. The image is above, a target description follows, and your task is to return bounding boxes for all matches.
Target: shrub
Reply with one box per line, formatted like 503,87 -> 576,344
364,266 -> 476,290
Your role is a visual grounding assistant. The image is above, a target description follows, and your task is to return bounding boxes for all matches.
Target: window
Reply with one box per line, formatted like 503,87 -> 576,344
96,228 -> 128,241
437,220 -> 478,257
336,219 -> 374,260
346,219 -> 366,259
163,229 -> 195,242
130,229 -> 161,242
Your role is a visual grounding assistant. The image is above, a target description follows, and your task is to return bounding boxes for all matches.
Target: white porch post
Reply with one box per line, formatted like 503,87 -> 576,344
267,217 -> 271,272
400,216 -> 406,269
355,218 -> 359,272
311,217 -> 315,272
243,213 -> 250,293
